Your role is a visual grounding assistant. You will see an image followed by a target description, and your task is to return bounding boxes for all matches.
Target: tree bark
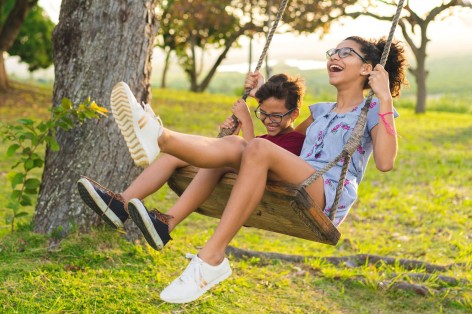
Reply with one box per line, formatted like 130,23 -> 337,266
34,0 -> 159,238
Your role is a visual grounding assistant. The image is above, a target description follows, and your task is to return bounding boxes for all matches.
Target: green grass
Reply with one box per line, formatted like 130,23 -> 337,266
0,83 -> 471,313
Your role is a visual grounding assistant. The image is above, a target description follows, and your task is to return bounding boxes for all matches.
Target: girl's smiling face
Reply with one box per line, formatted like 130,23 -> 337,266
327,40 -> 371,89
257,97 -> 298,136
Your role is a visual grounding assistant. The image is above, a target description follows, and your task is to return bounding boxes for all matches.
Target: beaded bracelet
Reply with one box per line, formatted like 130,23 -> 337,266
378,111 -> 396,135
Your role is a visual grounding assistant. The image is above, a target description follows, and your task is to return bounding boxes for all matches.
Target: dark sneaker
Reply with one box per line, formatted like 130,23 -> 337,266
77,177 -> 129,229
127,198 -> 172,250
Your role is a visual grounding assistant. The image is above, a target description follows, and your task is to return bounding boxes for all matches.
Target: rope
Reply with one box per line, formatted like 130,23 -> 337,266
218,0 -> 289,138
300,0 -> 405,222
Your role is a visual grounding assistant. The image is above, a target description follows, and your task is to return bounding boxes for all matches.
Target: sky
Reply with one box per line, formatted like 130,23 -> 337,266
9,0 -> 472,77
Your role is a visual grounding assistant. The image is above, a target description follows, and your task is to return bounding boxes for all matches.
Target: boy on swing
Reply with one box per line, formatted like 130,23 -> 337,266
78,73 -> 306,250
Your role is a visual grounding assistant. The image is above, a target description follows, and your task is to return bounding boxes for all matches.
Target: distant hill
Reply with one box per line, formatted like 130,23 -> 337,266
151,55 -> 472,98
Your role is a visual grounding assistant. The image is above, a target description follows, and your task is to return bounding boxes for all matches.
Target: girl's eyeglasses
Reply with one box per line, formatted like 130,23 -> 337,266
326,47 -> 368,64
254,106 -> 296,124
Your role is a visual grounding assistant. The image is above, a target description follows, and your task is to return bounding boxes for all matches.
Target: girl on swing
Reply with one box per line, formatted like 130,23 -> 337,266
78,73 -> 306,250
90,35 -> 407,303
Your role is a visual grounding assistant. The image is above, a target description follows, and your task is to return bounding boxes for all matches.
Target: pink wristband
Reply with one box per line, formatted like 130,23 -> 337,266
378,111 -> 396,135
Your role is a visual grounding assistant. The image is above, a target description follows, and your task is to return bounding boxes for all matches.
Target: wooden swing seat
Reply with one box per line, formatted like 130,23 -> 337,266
167,166 -> 340,245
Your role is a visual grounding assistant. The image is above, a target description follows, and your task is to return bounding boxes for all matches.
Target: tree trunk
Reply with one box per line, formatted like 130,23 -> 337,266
414,53 -> 428,114
0,52 -> 8,91
188,34 -> 198,92
160,48 -> 171,88
34,0 -> 159,238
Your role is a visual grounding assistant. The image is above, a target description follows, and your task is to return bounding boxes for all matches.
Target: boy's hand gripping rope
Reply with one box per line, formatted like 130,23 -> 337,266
218,0 -> 289,138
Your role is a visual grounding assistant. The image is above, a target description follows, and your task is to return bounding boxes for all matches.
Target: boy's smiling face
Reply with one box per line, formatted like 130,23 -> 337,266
258,97 -> 298,136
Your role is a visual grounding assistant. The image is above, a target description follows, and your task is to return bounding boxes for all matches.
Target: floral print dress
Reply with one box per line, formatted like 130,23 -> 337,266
299,99 -> 399,226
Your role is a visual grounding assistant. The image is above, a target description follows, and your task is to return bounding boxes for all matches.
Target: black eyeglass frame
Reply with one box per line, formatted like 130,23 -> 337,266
254,105 -> 296,124
326,47 -> 368,64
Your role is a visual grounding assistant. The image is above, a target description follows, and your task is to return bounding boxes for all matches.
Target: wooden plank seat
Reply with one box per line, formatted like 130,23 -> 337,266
167,166 -> 340,245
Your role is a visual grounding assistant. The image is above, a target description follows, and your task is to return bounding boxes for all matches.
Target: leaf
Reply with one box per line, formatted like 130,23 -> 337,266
61,116 -> 75,128
18,119 -> 34,126
33,158 -> 44,168
56,121 -> 72,131
45,136 -> 60,151
24,159 -> 35,171
24,187 -> 38,195
14,212 -> 29,218
62,98 -> 73,110
25,178 -> 41,190
37,122 -> 49,133
22,147 -> 32,156
10,190 -> 22,201
6,201 -> 19,211
7,144 -> 21,156
9,173 -> 25,189
18,131 -> 36,141
20,195 -> 32,206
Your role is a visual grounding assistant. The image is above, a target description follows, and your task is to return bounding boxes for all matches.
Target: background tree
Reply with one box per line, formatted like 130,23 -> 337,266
34,0 -> 159,237
157,0 -> 255,93
8,4 -> 54,73
157,0 -> 356,93
0,0 -> 40,91
346,0 -> 472,113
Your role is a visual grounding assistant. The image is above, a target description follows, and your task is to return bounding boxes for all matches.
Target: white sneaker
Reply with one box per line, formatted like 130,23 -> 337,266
160,253 -> 232,303
110,82 -> 163,167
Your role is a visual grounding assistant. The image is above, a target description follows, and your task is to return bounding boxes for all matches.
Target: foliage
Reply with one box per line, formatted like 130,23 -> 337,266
8,4 -> 55,71
1,0 -> 54,72
157,0 -> 248,92
156,0 -> 356,92
344,0 -> 472,113
0,84 -> 471,312
0,98 -> 107,232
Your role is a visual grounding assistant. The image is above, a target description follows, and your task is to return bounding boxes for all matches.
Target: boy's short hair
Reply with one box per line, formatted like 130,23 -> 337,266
255,74 -> 305,110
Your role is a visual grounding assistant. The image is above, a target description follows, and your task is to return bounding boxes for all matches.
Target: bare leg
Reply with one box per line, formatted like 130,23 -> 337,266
121,153 -> 188,203
167,167 -> 232,232
158,130 -> 247,169
197,139 -> 325,265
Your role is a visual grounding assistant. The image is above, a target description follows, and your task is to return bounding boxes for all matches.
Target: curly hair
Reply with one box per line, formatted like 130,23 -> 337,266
255,74 -> 306,110
345,36 -> 409,98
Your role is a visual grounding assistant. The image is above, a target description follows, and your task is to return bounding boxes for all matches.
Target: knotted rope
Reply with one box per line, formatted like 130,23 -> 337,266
300,0 -> 405,221
218,0 -> 289,137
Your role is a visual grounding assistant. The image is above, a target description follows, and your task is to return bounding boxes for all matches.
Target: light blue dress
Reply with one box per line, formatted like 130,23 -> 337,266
299,98 -> 399,226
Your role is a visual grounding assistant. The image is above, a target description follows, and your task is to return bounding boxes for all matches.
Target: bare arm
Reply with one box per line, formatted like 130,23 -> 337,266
219,98 -> 255,141
369,64 -> 398,171
232,98 -> 255,141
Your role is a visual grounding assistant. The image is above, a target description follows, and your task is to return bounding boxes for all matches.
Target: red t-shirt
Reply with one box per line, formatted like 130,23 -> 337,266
257,131 -> 306,156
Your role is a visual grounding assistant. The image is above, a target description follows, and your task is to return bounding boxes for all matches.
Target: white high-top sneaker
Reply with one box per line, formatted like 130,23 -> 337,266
110,82 -> 163,167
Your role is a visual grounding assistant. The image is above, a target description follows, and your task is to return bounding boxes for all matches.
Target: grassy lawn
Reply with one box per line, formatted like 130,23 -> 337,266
0,82 -> 471,313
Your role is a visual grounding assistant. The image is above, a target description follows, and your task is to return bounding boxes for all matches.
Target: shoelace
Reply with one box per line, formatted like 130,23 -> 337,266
149,209 -> 173,225
179,253 -> 206,288
142,102 -> 157,118
82,176 -> 128,214
142,102 -> 164,136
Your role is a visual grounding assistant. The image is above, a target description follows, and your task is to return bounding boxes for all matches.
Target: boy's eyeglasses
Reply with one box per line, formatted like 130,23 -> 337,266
326,47 -> 368,64
254,106 -> 296,124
